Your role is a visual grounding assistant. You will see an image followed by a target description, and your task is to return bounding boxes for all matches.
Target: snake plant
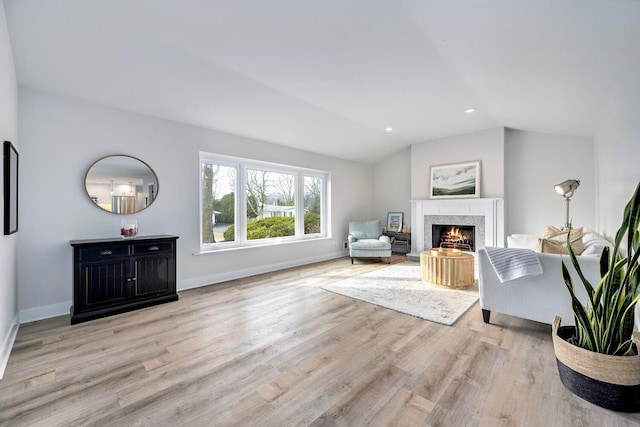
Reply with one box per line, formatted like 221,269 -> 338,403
561,181 -> 640,356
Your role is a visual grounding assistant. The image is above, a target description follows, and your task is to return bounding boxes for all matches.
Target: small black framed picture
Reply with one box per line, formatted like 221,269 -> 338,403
4,140 -> 18,235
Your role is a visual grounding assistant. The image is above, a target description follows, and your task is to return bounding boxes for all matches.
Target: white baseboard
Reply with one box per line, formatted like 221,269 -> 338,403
0,313 -> 19,380
15,252 -> 348,325
19,301 -> 71,325
178,250 -> 346,291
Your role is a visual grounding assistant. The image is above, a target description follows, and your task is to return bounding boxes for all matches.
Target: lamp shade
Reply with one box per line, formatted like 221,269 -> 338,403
554,179 -> 580,198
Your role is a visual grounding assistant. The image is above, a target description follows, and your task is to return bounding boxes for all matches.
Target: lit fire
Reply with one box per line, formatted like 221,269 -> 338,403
435,225 -> 474,251
444,226 -> 468,242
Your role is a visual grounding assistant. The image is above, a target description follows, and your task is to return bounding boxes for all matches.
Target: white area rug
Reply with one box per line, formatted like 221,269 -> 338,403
322,264 -> 479,326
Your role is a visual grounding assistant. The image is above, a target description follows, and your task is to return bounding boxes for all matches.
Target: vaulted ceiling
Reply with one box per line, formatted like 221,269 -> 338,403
5,0 -> 640,163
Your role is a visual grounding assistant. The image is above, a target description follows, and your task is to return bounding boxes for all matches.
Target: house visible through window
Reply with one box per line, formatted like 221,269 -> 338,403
200,152 -> 328,250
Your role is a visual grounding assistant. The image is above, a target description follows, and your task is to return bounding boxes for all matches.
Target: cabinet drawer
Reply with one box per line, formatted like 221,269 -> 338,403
79,245 -> 130,261
132,241 -> 173,255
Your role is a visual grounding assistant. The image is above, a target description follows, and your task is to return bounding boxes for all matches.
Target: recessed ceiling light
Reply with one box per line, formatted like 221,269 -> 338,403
465,107 -> 476,113
385,127 -> 393,132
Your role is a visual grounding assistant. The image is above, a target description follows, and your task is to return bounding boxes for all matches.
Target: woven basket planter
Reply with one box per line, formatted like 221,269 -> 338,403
552,316 -> 640,412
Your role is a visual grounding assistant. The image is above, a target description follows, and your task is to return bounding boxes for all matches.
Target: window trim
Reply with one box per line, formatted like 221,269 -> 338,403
199,152 -> 329,252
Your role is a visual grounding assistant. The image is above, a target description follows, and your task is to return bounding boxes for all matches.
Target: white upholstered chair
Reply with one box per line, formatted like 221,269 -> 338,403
478,248 -> 594,325
478,248 -> 640,329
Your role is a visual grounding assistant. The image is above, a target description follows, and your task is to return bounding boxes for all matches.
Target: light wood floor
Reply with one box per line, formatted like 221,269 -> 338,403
2,255 -> 639,426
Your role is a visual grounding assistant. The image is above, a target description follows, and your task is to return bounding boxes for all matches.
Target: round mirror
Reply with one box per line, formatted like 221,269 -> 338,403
84,155 -> 159,214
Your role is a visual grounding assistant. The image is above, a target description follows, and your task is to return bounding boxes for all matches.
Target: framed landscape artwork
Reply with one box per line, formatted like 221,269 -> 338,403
430,160 -> 480,199
387,212 -> 403,232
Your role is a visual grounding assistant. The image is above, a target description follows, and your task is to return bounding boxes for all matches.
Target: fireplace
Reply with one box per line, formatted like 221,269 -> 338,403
408,198 -> 504,259
432,224 -> 475,252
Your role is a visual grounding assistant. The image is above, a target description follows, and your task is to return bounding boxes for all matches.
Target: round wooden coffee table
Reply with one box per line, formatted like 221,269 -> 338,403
420,248 -> 474,288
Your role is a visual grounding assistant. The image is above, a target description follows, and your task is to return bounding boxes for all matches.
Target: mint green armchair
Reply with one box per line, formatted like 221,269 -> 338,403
348,220 -> 392,264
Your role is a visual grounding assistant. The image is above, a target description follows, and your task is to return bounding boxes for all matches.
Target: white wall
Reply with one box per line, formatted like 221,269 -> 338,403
0,0 -> 19,378
408,127 -> 597,242
17,88 -> 374,321
504,129 -> 596,237
595,46 -> 640,239
410,127 -> 505,200
373,146 -> 411,230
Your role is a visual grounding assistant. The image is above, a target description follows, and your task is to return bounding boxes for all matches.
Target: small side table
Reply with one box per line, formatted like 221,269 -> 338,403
420,248 -> 474,288
383,231 -> 411,253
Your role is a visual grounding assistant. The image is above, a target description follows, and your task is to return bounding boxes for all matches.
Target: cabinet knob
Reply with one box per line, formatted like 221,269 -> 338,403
100,250 -> 113,256
148,246 -> 160,251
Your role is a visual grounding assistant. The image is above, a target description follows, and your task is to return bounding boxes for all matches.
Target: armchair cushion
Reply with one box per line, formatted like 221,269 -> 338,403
350,238 -> 390,250
349,220 -> 383,240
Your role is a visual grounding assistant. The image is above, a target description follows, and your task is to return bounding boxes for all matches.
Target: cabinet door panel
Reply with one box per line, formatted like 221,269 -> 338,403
134,256 -> 170,296
82,261 -> 128,306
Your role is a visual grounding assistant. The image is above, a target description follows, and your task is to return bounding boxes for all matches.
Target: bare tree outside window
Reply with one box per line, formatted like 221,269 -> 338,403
274,174 -> 295,206
304,176 -> 322,234
246,169 -> 270,219
246,169 -> 296,240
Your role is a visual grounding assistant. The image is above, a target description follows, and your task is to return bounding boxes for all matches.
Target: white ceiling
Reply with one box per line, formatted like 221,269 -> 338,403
5,0 -> 640,164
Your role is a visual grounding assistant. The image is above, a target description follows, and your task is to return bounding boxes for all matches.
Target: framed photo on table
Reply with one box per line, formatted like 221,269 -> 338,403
430,160 -> 481,199
387,212 -> 403,232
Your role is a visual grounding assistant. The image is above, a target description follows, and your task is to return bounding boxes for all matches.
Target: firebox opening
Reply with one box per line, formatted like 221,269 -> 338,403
432,224 -> 475,252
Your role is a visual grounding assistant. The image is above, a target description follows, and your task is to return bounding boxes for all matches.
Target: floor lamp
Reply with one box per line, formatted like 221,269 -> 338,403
554,179 -> 580,230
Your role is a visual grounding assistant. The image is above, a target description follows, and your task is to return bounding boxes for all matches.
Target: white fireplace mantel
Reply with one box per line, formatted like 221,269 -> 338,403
409,198 -> 504,259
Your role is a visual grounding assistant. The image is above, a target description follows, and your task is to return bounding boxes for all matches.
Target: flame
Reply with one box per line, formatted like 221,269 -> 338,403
446,227 -> 466,240
437,225 -> 473,251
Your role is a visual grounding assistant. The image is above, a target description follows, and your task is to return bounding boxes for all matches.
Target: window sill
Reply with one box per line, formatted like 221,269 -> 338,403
196,235 -> 332,255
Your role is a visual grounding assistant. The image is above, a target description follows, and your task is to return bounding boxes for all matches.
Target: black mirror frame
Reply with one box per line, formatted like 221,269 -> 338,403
84,154 -> 159,215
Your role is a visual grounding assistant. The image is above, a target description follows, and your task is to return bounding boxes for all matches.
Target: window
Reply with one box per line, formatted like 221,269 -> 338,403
201,162 -> 236,244
200,152 -> 328,251
304,176 -> 322,235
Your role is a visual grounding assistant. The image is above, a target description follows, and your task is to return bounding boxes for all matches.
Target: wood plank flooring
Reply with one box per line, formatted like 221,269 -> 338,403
2,255 -> 640,426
